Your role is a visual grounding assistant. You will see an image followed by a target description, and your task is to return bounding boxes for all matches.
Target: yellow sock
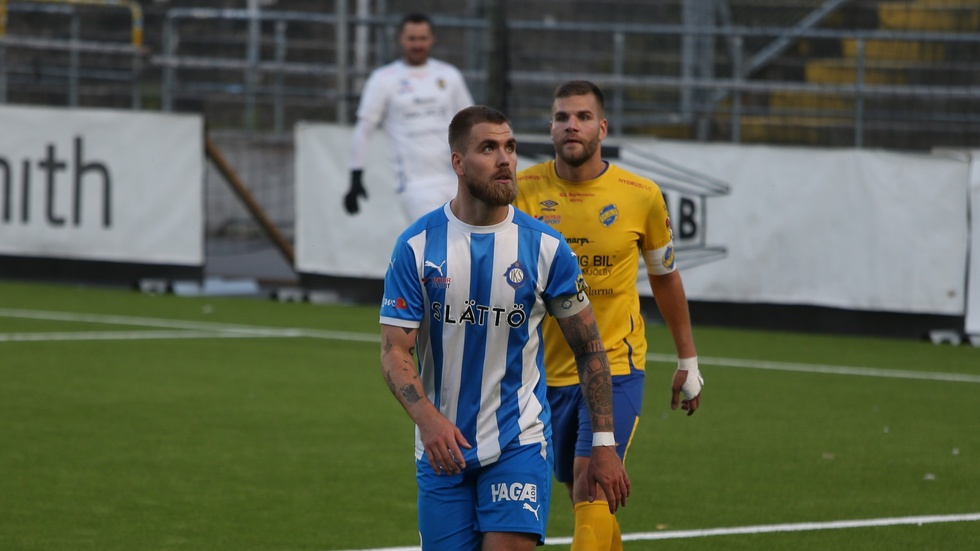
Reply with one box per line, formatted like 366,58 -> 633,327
571,501 -> 614,551
610,514 -> 623,551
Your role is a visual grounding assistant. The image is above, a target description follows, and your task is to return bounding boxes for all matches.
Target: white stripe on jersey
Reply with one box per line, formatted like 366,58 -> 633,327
436,223 -> 468,446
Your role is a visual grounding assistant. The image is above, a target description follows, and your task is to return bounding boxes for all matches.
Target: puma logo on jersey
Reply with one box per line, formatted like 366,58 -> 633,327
424,260 -> 446,276
523,503 -> 540,521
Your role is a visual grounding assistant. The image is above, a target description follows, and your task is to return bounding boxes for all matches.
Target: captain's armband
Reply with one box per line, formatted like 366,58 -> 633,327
546,292 -> 590,319
643,241 -> 677,275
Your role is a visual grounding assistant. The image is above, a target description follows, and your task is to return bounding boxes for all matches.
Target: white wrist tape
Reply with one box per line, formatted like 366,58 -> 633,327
677,356 -> 704,399
592,432 -> 616,447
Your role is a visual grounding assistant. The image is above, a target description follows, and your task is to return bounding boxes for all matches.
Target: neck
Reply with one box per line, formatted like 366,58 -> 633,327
450,196 -> 509,227
555,157 -> 607,183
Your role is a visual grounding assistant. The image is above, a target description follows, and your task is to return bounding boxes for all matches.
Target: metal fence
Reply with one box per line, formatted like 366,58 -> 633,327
2,0 -> 978,150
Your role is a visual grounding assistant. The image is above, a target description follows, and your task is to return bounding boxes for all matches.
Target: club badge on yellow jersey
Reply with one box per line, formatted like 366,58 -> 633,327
599,204 -> 619,227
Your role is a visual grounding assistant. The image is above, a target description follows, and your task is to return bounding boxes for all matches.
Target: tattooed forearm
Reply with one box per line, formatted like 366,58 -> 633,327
381,325 -> 431,420
385,370 -> 396,394
580,356 -> 614,431
400,383 -> 423,405
559,309 -> 617,434
583,359 -> 613,413
569,339 -> 604,357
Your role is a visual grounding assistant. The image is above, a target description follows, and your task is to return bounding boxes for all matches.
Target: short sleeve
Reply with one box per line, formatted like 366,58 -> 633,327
543,237 -> 590,319
641,185 -> 677,275
380,237 -> 424,327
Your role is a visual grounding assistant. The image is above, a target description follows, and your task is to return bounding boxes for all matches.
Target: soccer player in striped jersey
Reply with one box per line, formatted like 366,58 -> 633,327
380,105 -> 630,551
515,81 -> 704,551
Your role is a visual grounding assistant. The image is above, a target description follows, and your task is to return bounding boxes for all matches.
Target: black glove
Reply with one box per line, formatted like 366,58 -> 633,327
344,170 -> 368,214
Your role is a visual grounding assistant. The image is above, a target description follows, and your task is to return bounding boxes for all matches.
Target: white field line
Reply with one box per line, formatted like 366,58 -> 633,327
648,353 -> 980,384
0,308 -> 377,343
1,308 -> 976,384
0,330 -> 252,342
336,512 -> 980,550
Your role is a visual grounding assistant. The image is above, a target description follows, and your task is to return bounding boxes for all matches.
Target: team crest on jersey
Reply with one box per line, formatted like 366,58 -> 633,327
598,204 -> 619,227
437,78 -> 446,89
662,245 -> 676,271
504,261 -> 527,289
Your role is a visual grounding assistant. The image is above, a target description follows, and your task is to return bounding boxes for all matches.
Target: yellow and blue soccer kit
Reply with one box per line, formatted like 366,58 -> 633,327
515,160 -> 676,481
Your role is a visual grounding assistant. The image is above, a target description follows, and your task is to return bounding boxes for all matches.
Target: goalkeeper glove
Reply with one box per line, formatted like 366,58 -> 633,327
344,170 -> 368,214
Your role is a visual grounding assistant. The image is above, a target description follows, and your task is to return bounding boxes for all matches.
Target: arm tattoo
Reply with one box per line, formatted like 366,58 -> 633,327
569,339 -> 604,357
562,311 -> 616,433
400,384 -> 423,405
382,329 -> 422,407
384,370 -> 398,395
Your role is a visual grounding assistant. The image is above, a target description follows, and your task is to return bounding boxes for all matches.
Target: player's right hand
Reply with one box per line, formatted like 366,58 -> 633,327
417,409 -> 471,476
344,170 -> 367,214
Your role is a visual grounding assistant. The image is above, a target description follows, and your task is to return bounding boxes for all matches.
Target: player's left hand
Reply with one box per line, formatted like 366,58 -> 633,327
671,361 -> 703,416
587,446 -> 630,513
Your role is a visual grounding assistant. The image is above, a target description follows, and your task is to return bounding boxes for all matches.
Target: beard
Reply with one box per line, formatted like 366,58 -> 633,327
465,170 -> 518,206
555,133 -> 601,167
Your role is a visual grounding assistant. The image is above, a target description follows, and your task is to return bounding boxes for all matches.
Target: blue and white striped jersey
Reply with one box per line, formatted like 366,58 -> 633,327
380,203 -> 588,468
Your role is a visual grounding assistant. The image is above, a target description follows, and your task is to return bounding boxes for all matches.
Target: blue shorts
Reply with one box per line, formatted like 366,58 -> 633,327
416,441 -> 553,550
548,371 -> 644,484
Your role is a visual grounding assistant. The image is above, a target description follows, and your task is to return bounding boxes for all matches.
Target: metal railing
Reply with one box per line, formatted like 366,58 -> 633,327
0,1 -> 146,107
2,2 -> 979,149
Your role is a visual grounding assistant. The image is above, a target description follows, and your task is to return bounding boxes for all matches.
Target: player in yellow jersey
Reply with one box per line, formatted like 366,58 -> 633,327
515,80 -> 704,551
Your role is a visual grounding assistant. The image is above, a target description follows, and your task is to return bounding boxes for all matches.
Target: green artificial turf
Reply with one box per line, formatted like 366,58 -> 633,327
1,281 -> 977,550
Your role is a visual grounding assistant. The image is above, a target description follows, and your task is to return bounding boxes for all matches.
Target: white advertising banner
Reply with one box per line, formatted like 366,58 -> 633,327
295,122 -> 402,279
295,124 -> 615,278
633,141 -> 969,315
965,152 -> 980,335
0,105 -> 203,265
295,123 -> 970,316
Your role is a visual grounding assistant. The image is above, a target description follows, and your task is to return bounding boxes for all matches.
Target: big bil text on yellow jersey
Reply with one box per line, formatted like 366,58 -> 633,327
516,161 -> 674,387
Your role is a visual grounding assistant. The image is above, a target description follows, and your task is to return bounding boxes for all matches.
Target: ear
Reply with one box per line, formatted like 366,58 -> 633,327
599,118 -> 609,140
452,151 -> 464,176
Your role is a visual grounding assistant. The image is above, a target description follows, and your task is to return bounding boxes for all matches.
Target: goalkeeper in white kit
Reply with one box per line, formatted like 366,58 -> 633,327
344,12 -> 474,222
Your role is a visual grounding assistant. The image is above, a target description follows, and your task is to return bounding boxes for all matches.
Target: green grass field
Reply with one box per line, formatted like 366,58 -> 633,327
1,280 -> 978,550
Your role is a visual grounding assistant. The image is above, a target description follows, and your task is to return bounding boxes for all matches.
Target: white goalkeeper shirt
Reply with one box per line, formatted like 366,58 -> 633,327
379,204 -> 589,468
350,58 -> 473,198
